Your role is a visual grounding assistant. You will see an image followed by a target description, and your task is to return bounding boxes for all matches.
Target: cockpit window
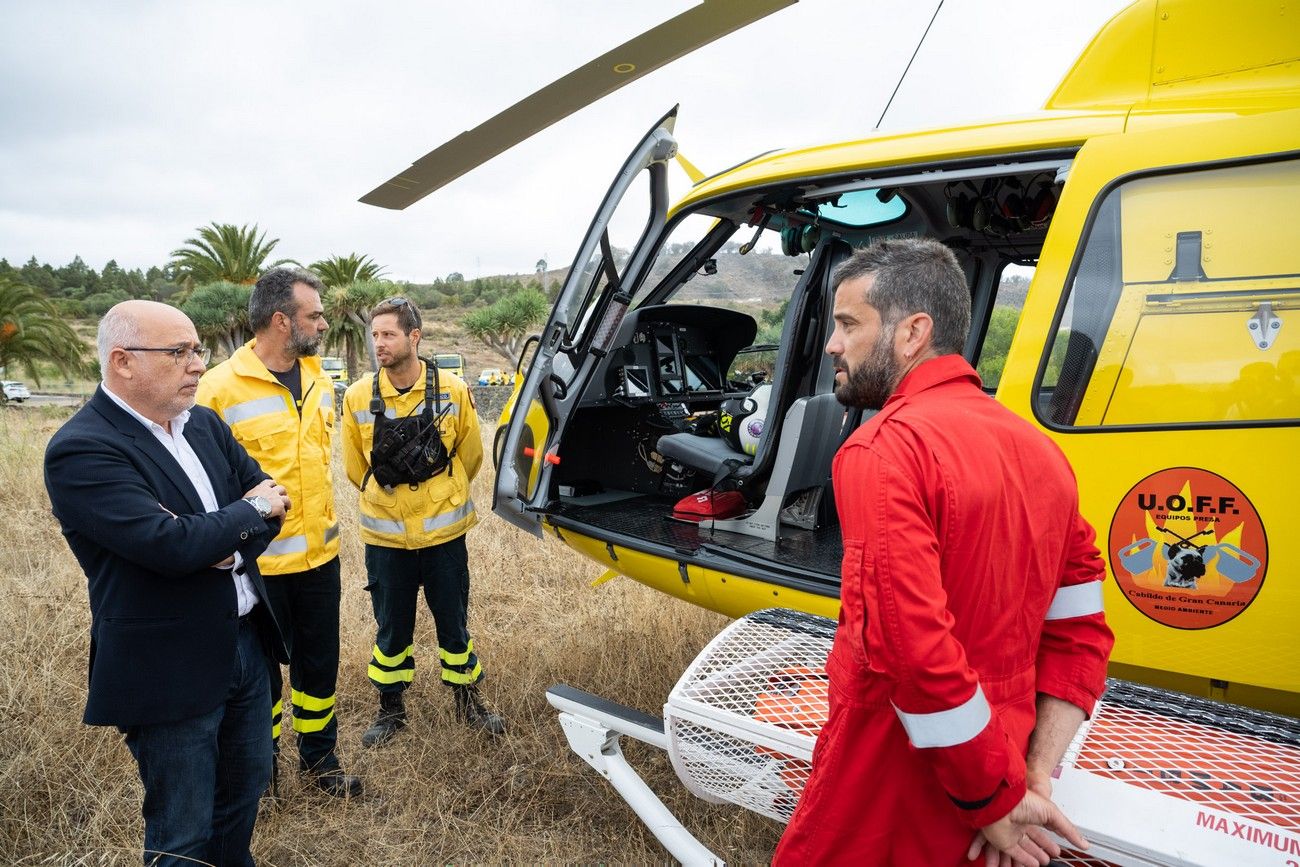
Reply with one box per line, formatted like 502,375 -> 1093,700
644,216 -> 808,312
807,188 -> 907,227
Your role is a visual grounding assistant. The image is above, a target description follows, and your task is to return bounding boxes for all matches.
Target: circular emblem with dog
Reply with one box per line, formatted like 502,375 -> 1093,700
1108,467 -> 1267,630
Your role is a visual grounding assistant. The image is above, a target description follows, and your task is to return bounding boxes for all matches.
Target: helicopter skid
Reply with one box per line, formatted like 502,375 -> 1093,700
546,684 -> 722,866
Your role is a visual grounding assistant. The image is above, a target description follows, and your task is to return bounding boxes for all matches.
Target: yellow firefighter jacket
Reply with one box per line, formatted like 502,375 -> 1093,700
341,361 -> 482,549
195,341 -> 340,575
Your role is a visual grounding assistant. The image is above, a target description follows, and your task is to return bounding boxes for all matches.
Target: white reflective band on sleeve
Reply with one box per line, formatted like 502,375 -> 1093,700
264,534 -> 308,556
360,514 -> 405,535
223,396 -> 289,425
893,685 -> 991,749
320,391 -> 334,410
1045,581 -> 1105,620
323,523 -> 339,544
423,499 -> 474,533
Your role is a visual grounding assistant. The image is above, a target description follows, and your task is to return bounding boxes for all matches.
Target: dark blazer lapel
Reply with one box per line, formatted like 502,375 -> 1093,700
88,388 -> 206,515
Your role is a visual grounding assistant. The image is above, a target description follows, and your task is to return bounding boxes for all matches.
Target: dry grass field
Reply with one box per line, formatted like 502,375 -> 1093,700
0,404 -> 785,865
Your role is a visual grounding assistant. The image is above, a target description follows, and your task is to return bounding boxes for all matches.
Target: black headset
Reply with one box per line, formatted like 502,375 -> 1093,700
945,180 -> 990,231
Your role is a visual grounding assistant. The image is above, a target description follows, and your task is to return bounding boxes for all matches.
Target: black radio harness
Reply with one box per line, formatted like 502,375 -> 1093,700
362,358 -> 455,491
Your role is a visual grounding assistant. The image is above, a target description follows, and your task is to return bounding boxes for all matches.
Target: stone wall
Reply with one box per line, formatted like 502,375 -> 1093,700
470,385 -> 514,425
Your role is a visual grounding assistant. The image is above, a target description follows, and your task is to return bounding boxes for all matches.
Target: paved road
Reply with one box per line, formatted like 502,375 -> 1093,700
7,393 -> 85,408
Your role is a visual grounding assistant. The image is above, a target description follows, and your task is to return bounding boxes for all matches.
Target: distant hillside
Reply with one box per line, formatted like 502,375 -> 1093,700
641,242 -> 807,312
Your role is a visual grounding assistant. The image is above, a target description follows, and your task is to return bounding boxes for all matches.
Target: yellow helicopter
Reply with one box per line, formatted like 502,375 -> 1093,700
362,0 -> 1298,716
362,1 -> 1298,859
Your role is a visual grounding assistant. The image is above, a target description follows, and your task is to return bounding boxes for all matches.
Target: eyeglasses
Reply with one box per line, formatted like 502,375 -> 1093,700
124,345 -> 212,366
383,297 -> 409,308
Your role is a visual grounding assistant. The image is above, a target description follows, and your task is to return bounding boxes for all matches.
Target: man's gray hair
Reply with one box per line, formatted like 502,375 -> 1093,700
97,305 -> 142,377
249,267 -> 325,333
831,238 -> 972,355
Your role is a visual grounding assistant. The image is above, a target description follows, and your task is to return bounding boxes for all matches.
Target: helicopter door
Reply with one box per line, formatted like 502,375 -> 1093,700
494,108 -> 679,534
999,106 -> 1300,704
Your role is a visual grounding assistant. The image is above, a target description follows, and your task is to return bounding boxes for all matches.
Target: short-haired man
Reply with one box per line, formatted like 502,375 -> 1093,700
197,267 -> 362,798
774,239 -> 1114,866
341,297 -> 505,747
45,300 -> 290,865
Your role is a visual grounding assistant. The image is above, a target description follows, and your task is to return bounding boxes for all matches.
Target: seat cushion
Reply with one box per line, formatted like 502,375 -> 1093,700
657,432 -> 754,477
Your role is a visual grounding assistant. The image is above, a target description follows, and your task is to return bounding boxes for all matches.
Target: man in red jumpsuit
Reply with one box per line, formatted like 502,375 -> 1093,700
774,239 -> 1114,867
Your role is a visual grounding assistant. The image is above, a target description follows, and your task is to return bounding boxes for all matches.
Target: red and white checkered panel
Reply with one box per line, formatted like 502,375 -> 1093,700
1052,681 -> 1300,865
1071,700 -> 1299,829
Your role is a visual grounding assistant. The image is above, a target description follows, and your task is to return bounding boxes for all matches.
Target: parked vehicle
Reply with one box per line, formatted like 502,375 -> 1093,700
478,368 -> 506,386
320,356 -> 348,383
433,352 -> 465,380
2,381 -> 31,403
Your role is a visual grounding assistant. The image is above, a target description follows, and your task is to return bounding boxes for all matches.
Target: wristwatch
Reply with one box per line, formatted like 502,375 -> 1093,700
243,495 -> 273,520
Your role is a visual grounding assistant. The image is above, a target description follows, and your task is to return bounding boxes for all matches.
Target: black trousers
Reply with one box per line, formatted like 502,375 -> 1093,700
363,535 -> 482,694
261,557 -> 341,772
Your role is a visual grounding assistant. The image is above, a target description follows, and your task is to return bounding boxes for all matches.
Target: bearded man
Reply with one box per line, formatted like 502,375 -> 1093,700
197,267 -> 363,798
341,297 -> 505,748
774,238 -> 1114,867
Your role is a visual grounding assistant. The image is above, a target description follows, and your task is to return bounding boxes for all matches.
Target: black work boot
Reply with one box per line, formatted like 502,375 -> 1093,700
307,765 -> 364,798
452,684 -> 506,737
361,691 -> 407,748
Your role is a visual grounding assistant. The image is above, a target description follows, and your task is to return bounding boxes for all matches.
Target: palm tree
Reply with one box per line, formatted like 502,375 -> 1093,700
0,277 -> 89,383
322,280 -> 391,380
170,222 -> 294,288
180,281 -> 253,358
311,256 -> 389,380
310,253 -> 387,288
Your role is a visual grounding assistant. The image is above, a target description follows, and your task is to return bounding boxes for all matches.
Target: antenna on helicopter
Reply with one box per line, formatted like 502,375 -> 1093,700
874,0 -> 945,130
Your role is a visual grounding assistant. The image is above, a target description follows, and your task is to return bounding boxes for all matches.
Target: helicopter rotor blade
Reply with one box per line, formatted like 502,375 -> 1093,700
359,0 -> 796,211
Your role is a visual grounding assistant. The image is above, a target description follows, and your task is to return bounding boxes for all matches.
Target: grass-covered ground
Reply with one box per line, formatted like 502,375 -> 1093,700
0,405 -> 784,864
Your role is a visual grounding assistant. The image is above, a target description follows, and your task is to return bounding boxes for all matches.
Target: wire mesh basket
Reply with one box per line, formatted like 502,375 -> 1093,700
664,608 -> 834,822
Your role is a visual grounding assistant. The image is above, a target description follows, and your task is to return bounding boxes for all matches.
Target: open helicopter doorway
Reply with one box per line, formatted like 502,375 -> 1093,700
519,144 -> 1072,611
551,217 -> 852,592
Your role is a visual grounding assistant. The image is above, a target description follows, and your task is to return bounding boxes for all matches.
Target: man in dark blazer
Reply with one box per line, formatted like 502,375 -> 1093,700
44,300 -> 291,867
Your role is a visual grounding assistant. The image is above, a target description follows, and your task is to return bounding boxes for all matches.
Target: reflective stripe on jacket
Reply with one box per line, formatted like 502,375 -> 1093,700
195,341 -> 339,574
340,362 -> 483,549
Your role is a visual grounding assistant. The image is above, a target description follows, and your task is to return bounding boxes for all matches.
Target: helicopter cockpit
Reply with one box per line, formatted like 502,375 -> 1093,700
539,153 -> 1068,595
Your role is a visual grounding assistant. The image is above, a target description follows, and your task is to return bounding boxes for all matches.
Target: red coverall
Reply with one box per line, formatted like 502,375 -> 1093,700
775,355 -> 1114,866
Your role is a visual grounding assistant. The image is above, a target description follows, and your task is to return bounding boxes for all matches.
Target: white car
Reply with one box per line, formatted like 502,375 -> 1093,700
2,381 -> 31,403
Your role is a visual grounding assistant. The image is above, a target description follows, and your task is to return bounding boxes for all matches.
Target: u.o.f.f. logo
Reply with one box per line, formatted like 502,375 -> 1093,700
1108,467 -> 1267,630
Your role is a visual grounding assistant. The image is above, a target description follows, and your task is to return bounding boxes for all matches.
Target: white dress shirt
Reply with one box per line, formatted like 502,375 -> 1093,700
102,385 -> 260,615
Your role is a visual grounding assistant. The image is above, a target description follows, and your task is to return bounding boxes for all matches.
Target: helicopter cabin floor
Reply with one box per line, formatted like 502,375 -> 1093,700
552,492 -> 845,580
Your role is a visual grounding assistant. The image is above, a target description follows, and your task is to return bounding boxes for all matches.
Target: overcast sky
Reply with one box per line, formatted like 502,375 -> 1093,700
0,0 -> 1132,283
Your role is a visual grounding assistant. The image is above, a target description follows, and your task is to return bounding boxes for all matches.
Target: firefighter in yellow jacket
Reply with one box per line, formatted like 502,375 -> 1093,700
341,297 -> 505,745
196,267 -> 363,797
